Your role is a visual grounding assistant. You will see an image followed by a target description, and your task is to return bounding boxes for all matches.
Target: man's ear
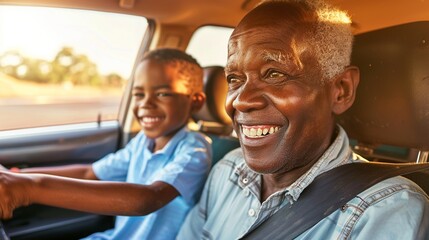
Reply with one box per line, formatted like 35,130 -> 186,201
190,92 -> 206,113
331,66 -> 360,115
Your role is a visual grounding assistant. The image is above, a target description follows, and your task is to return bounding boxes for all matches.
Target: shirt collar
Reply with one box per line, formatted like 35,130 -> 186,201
146,126 -> 189,157
233,125 -> 352,202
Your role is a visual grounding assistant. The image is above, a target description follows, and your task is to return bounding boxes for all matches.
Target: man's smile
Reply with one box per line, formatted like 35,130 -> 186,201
241,125 -> 282,138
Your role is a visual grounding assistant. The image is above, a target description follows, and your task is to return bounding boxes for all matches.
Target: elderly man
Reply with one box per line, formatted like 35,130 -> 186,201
178,0 -> 428,239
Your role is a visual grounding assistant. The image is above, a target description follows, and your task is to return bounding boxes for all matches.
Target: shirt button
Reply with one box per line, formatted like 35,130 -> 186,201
242,178 -> 249,184
248,208 -> 256,217
244,188 -> 250,197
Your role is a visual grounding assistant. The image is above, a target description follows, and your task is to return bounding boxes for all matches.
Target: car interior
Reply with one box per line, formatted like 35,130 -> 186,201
338,20 -> 429,192
0,0 -> 428,239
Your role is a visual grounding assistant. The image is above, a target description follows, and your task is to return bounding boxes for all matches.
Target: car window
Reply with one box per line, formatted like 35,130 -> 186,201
186,26 -> 233,67
0,6 -> 147,131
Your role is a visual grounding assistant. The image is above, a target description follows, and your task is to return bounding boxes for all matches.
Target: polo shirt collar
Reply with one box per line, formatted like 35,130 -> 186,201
151,126 -> 188,157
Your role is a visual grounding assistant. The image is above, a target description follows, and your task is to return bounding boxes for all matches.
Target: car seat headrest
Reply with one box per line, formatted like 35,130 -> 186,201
192,66 -> 233,135
337,21 -> 429,151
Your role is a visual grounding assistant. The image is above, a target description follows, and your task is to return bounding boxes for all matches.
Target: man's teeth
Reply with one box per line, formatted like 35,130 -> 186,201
242,126 -> 280,138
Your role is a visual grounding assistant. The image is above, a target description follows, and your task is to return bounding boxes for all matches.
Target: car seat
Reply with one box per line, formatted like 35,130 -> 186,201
192,66 -> 240,165
337,21 -> 429,191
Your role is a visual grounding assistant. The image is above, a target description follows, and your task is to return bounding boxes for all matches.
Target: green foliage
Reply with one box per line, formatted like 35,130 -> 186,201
0,47 -> 125,87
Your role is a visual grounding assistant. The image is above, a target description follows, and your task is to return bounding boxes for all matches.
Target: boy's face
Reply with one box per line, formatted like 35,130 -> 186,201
132,59 -> 194,141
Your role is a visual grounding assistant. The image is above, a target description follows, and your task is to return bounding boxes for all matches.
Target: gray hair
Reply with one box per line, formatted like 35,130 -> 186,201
259,0 -> 353,82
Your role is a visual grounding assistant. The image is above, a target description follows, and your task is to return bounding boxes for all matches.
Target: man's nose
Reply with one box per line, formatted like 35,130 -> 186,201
232,79 -> 267,112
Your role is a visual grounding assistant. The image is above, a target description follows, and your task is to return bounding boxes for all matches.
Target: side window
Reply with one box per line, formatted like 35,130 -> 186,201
0,6 -> 147,131
186,26 -> 233,67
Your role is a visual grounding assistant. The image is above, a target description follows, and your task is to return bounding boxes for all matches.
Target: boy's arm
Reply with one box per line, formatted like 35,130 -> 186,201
2,131 -> 145,181
0,170 -> 179,219
17,164 -> 98,180
0,131 -> 141,180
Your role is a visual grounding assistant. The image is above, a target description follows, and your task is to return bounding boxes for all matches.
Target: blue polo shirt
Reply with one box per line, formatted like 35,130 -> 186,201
83,127 -> 212,240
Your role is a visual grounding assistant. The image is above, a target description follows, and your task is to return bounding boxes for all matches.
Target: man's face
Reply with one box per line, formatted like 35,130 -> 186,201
132,60 -> 193,141
225,4 -> 337,174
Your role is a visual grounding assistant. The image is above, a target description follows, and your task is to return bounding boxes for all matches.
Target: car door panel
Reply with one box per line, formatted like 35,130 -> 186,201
0,121 -> 120,239
0,121 -> 120,167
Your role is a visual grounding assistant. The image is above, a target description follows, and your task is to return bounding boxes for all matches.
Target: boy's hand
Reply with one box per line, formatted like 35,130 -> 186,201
0,171 -> 32,219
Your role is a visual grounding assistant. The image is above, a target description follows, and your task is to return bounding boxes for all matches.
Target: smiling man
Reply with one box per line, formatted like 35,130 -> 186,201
177,0 -> 429,239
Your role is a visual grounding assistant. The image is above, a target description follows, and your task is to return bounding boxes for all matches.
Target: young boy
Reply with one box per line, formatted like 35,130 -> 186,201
0,48 -> 212,239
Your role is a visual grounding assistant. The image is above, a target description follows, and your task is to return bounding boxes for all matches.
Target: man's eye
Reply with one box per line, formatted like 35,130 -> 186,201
264,70 -> 294,85
268,71 -> 285,78
226,75 -> 241,84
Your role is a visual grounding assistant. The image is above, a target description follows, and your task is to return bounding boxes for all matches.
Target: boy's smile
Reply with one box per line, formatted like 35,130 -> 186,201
138,115 -> 165,128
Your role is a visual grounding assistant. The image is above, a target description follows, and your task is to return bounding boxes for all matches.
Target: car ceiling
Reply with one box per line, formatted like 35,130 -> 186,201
0,0 -> 428,34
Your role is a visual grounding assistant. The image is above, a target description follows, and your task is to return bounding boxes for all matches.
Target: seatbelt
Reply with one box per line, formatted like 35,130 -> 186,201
0,221 -> 9,240
240,162 -> 429,240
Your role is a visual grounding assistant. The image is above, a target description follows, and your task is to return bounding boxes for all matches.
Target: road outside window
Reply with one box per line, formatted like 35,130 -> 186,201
0,6 -> 147,130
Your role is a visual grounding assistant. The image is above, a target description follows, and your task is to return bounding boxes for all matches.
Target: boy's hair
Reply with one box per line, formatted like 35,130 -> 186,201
142,48 -> 204,93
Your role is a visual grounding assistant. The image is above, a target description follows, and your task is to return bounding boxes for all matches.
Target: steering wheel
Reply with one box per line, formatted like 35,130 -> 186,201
0,221 -> 9,240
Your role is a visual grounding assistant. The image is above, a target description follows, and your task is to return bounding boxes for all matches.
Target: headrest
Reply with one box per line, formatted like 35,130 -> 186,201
192,66 -> 232,134
337,22 -> 429,151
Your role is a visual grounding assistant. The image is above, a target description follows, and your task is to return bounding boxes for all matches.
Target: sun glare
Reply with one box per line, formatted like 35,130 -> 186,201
0,5 -> 147,78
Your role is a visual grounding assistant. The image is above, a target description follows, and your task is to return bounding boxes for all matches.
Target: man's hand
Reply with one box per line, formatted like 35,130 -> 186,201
0,171 -> 32,219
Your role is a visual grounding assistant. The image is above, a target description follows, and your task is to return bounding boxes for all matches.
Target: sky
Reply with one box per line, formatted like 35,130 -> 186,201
0,5 -> 147,78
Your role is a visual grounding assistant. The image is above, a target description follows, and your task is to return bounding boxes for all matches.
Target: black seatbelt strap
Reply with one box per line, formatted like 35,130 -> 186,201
0,221 -> 9,240
240,162 -> 429,240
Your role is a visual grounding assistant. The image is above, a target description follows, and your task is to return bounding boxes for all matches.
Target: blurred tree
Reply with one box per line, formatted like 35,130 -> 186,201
0,51 -> 24,78
0,47 -> 125,87
106,73 -> 125,87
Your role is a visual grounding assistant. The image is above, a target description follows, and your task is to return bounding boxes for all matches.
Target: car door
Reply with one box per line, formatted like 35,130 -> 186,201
0,5 -> 149,239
